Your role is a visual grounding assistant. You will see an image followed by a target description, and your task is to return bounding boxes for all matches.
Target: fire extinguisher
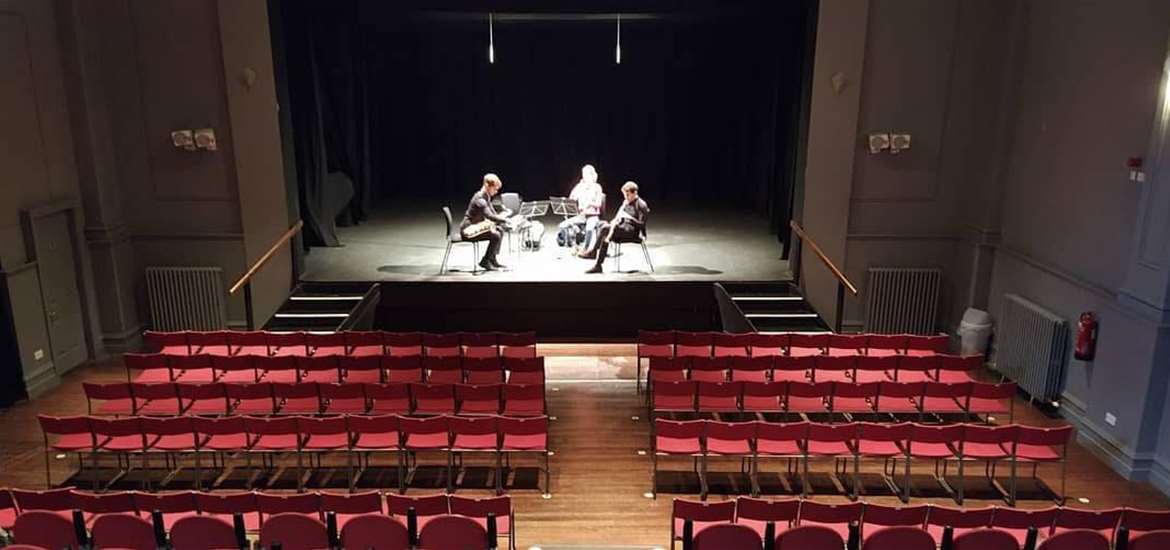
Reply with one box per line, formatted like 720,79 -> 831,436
1074,312 -> 1098,361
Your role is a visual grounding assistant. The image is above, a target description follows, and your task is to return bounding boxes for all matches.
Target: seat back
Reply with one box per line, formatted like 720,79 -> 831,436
12,510 -> 78,549
861,526 -> 935,550
91,513 -> 157,550
258,513 -> 329,550
775,524 -> 846,550
952,529 -> 1021,550
1036,529 -> 1110,550
442,207 -> 458,240
734,497 -> 799,526
418,514 -> 488,549
1131,530 -> 1170,550
693,523 -> 763,550
340,514 -> 410,550
170,515 -> 241,550
672,498 -> 736,523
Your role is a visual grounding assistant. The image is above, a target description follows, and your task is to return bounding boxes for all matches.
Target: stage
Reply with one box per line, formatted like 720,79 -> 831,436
300,202 -> 792,283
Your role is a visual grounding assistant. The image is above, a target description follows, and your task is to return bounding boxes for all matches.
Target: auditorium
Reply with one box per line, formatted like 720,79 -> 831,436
2,1 -> 1170,549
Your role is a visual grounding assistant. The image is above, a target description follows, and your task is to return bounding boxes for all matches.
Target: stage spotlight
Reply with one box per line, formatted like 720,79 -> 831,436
488,13 -> 495,64
615,14 -> 622,65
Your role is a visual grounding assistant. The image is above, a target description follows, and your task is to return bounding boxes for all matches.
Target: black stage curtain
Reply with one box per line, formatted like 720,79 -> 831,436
277,1 -> 814,247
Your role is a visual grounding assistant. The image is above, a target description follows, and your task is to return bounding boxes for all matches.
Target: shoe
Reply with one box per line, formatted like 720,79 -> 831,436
490,260 -> 507,269
585,264 -> 603,274
577,251 -> 597,260
478,261 -> 497,272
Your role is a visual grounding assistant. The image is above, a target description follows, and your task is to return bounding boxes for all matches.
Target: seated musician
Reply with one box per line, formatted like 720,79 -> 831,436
584,181 -> 649,274
460,173 -> 510,271
558,164 -> 604,251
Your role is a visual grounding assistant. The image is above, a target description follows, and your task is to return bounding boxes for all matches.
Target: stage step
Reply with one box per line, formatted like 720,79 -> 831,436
263,282 -> 378,332
720,281 -> 829,333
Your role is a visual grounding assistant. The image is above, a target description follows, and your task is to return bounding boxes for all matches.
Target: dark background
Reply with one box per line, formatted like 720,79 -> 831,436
273,0 -> 816,248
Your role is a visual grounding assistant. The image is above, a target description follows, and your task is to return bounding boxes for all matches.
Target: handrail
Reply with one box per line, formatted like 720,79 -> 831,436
789,220 -> 859,296
230,220 -> 303,295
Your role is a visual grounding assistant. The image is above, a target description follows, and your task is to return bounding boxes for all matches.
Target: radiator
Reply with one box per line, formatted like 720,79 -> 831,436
145,267 -> 227,331
995,293 -> 1069,404
864,267 -> 941,334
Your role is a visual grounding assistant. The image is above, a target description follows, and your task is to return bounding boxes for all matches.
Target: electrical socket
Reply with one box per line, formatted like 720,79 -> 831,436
34,349 -> 44,361
1105,412 -> 1117,426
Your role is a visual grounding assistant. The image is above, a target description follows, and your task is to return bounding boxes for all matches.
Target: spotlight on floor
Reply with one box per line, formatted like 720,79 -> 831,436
643,492 -> 655,499
55,453 -> 66,460
542,493 -> 552,500
637,450 -> 647,456
1078,497 -> 1091,504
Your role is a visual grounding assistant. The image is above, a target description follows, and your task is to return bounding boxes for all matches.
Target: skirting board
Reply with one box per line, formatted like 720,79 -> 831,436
1060,394 -> 1160,486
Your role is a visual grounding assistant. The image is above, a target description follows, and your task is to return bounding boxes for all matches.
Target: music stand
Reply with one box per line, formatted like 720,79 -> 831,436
549,196 -> 579,218
519,200 -> 550,218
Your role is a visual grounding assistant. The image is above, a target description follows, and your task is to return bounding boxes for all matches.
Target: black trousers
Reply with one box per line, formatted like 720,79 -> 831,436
466,228 -> 502,263
592,222 -> 639,267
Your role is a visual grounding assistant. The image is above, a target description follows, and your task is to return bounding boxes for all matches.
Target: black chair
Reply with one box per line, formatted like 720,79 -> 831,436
612,222 -> 653,272
441,206 -> 481,275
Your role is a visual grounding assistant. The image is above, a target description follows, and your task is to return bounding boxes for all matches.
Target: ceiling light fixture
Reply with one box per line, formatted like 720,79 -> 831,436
615,14 -> 622,65
488,13 -> 495,64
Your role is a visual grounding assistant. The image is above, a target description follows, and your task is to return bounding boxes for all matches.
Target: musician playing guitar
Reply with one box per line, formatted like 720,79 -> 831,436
460,173 -> 511,271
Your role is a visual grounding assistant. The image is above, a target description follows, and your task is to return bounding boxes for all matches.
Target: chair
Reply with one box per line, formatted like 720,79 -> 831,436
348,414 -> 403,492
854,423 -> 911,501
464,357 -> 506,384
749,333 -> 789,358
257,355 -> 299,383
774,524 -> 846,550
387,494 -> 449,530
1035,530 -> 1110,550
226,331 -> 268,358
418,514 -> 490,550
401,415 -> 452,489
171,354 -> 217,383
188,331 -> 231,356
258,512 -> 330,550
299,416 -> 353,488
343,330 -> 385,357
969,382 -> 1016,422
145,330 -> 189,355
83,382 -> 135,416
895,355 -> 939,383
713,332 -> 753,359
170,515 -> 244,550
267,331 -> 308,357
498,331 -> 537,359
244,416 -> 302,489
701,421 -> 755,498
424,332 -> 463,357
91,416 -> 147,490
306,332 -> 346,357
90,513 -> 157,550
225,382 -> 276,415
925,505 -> 994,543
938,354 -> 982,382
637,330 -> 675,393
789,333 -> 828,357
10,488 -> 74,519
320,491 -> 383,529
956,424 -> 1017,504
874,381 -> 923,416
828,333 -> 867,357
675,332 -> 715,359
141,416 -> 200,487
653,420 -> 705,498
1120,508 -> 1170,536
385,332 -> 424,358
670,499 -> 736,550
384,356 -> 424,383
1051,507 -> 1122,541
786,381 -> 832,416
12,510 -> 79,550
339,355 -> 383,384
829,381 -> 879,416
742,381 -> 785,413
906,334 -> 949,355
132,491 -> 198,531
862,504 -> 929,539
611,222 -> 654,272
450,415 -> 501,492
812,356 -> 856,383
499,415 -> 550,495
774,356 -> 814,382
861,526 -> 935,550
731,356 -> 773,383
1130,530 -> 1170,550
504,356 -> 545,385
124,352 -> 174,383
1012,425 -> 1073,505
951,528 -> 1022,550
449,495 -> 515,550
803,423 -> 857,497
131,381 -> 182,415
36,414 -> 95,487
296,355 -> 341,383
691,357 -> 731,383
320,383 -> 369,414
734,497 -> 799,538
272,382 -> 322,415
257,492 -> 322,523
798,500 -> 863,541
907,423 -> 964,502
866,334 -> 906,357
424,356 -> 463,384
502,383 -> 546,416
339,514 -> 410,550
856,356 -> 897,383
177,382 -> 230,415
692,523 -> 763,550
441,206 -> 482,274
753,421 -> 806,493
457,383 -> 503,415
412,383 -> 457,415
991,506 -> 1059,546
72,490 -> 137,525
193,492 -> 260,535
0,489 -> 16,531
697,381 -> 741,413
366,383 -> 411,415
460,331 -> 500,360
653,381 -> 697,413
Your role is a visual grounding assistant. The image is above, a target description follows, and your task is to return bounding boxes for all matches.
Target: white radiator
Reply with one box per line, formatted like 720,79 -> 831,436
995,293 -> 1069,404
864,267 -> 941,334
145,267 -> 227,331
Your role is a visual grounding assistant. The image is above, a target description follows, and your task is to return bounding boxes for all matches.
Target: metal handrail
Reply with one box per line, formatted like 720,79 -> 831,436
789,220 -> 858,332
230,220 -> 303,329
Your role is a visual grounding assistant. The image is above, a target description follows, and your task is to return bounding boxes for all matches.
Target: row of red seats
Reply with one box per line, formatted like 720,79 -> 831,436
652,380 -> 1014,421
636,331 -> 952,392
144,329 -> 537,359
647,354 -> 982,385
38,414 -> 550,494
671,498 -> 1170,548
1,488 -> 514,548
83,381 -> 546,417
677,521 -> 1156,550
653,419 -> 1071,504
124,352 -> 545,385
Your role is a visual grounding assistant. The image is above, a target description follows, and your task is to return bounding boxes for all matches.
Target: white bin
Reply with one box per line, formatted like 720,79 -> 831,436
957,308 -> 992,356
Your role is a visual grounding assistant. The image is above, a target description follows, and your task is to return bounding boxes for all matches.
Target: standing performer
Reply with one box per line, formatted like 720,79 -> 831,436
585,181 -> 649,274
460,173 -> 510,271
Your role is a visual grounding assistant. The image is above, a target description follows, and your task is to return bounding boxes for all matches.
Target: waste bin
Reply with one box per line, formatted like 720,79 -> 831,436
957,308 -> 992,356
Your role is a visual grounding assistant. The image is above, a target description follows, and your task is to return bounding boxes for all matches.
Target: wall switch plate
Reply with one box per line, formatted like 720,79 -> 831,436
34,349 -> 44,361
1105,412 -> 1117,426
1137,172 -> 1146,182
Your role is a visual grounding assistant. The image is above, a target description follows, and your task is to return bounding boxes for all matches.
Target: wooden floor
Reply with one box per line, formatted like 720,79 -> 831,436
1,344 -> 1167,549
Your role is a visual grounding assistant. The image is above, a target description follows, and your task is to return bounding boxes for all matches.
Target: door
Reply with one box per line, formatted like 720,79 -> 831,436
33,211 -> 87,374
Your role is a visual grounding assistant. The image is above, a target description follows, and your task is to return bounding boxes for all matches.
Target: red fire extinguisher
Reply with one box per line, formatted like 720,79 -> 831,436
1074,312 -> 1098,361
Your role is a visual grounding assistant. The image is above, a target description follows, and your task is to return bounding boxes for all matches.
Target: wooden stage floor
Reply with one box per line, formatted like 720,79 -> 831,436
2,344 -> 1167,548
